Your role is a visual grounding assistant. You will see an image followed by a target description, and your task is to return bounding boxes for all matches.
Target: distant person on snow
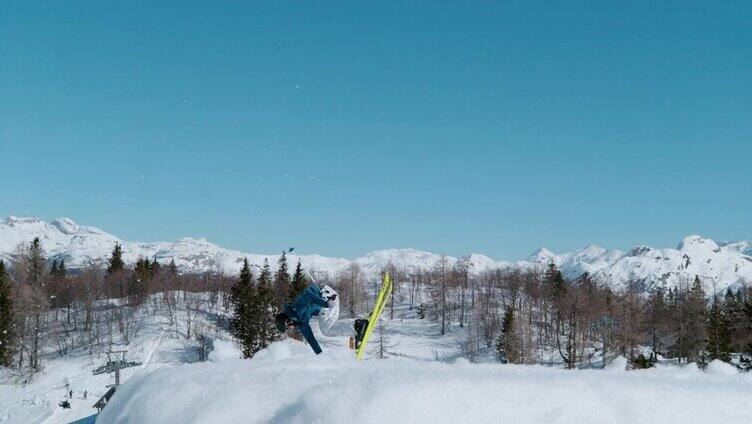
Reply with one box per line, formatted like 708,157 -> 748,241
275,285 -> 338,355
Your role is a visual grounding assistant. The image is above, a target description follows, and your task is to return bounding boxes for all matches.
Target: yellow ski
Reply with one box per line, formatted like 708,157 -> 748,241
355,273 -> 392,360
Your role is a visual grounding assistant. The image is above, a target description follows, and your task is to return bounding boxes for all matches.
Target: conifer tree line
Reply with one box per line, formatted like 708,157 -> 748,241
230,252 -> 312,358
409,259 -> 752,369
2,237 -> 752,372
0,238 -> 321,373
230,259 -> 276,358
0,261 -> 13,366
0,239 -> 236,375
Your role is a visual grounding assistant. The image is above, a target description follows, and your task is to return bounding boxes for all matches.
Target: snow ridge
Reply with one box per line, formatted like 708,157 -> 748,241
1,217 -> 751,294
97,340 -> 752,424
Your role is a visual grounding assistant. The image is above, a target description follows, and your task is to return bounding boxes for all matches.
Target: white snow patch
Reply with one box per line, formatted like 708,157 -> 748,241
604,355 -> 628,373
678,362 -> 702,375
99,342 -> 752,424
705,360 -> 738,376
208,340 -> 242,362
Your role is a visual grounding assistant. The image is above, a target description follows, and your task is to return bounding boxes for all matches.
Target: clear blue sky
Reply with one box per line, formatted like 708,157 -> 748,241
1,1 -> 750,259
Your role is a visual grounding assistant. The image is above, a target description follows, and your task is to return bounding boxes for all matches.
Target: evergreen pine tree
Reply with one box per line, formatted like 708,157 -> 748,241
25,238 -> 47,371
546,263 -> 567,307
27,237 -> 46,286
289,261 -> 308,302
107,243 -> 125,274
252,259 -> 278,352
131,258 -> 151,305
686,276 -> 708,363
167,259 -> 179,276
134,258 -> 151,282
496,305 -> 519,364
646,287 -> 667,359
230,259 -> 255,358
707,299 -> 732,362
48,260 -> 60,307
273,252 -> 290,308
0,261 -> 13,366
722,289 -> 744,353
740,299 -> 752,371
57,260 -> 67,278
55,260 -> 73,318
150,258 -> 161,278
631,353 -> 655,369
416,303 -> 426,319
48,258 -> 69,309
545,263 -> 571,364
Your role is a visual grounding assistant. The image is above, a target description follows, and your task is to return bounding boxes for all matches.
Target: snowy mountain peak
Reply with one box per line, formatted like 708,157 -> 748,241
360,247 -> 432,258
50,217 -> 80,235
578,244 -> 607,257
463,253 -> 511,272
1,216 -> 751,295
5,215 -> 44,226
678,235 -> 721,253
354,248 -> 445,276
527,247 -> 557,264
626,245 -> 655,257
719,240 -> 752,257
174,237 -> 215,246
358,248 -> 444,265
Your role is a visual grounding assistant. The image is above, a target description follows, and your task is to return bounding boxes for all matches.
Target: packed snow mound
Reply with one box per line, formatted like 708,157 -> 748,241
99,341 -> 752,424
603,355 -> 628,373
705,360 -> 738,376
208,339 -> 242,362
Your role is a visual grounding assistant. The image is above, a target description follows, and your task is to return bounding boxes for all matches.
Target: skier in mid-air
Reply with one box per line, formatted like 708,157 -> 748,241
276,284 -> 338,354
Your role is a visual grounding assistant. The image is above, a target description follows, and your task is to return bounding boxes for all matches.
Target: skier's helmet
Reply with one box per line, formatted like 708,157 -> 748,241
320,285 -> 337,300
318,285 -> 340,330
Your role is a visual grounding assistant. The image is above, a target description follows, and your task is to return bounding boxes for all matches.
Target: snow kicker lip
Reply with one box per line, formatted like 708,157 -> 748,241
96,346 -> 752,424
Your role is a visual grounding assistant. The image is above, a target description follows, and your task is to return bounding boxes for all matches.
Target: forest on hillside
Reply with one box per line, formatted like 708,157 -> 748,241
2,237 -> 752,380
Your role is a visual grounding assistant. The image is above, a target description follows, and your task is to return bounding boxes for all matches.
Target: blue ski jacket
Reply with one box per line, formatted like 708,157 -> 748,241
284,285 -> 328,324
284,285 -> 328,355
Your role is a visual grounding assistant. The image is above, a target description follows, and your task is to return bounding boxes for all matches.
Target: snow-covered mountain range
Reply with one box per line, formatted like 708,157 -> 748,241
1,216 -> 751,294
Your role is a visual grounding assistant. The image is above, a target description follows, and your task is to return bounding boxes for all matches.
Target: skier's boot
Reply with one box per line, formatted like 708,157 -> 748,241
354,319 -> 368,349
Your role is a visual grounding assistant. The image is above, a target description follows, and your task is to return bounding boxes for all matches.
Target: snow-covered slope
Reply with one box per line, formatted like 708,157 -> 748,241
1,216 -> 751,294
0,216 -> 353,278
0,218 -> 514,278
524,237 -> 752,294
353,248 -> 443,276
525,244 -> 625,279
98,340 -> 752,424
593,235 -> 752,293
5,292 -> 750,424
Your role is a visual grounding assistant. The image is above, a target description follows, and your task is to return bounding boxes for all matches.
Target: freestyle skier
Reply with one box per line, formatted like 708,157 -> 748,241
274,246 -> 390,358
276,284 -> 338,354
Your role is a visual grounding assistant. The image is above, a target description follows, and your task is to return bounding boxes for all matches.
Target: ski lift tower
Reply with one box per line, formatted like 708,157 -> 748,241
92,350 -> 142,411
